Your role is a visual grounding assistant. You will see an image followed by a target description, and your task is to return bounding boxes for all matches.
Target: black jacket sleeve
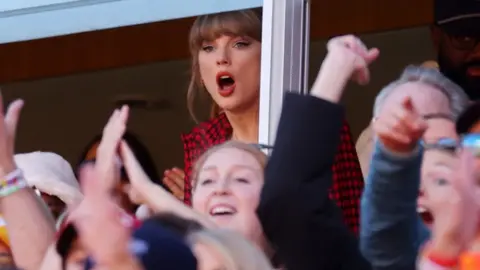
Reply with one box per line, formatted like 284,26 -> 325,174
257,93 -> 371,270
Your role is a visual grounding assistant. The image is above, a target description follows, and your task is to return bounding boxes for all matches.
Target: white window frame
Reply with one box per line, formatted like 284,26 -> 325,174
258,0 -> 310,151
0,0 -> 263,44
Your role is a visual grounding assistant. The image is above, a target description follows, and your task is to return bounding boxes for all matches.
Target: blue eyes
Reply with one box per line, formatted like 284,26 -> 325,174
201,41 -> 250,52
434,178 -> 449,186
198,178 -> 249,186
201,46 -> 213,52
200,179 -> 213,186
235,178 -> 249,183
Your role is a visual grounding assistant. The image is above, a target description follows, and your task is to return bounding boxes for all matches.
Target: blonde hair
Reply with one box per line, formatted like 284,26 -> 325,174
190,141 -> 267,190
187,9 -> 262,122
188,229 -> 272,270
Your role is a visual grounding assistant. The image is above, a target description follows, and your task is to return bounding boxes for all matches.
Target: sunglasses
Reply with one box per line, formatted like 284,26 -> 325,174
421,133 -> 480,156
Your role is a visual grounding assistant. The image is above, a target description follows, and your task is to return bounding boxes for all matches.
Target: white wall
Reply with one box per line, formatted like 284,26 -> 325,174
2,26 -> 435,173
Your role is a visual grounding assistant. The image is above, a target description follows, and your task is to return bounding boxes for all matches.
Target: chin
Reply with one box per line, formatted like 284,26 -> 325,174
213,99 -> 242,112
218,100 -> 258,115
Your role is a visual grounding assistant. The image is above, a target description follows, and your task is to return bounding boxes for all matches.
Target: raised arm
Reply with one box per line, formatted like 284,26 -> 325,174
258,35 -> 378,270
360,96 -> 430,270
0,97 -> 56,270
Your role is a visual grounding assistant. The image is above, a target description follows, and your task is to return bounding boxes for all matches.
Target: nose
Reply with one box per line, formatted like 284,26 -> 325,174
213,179 -> 230,195
216,47 -> 231,66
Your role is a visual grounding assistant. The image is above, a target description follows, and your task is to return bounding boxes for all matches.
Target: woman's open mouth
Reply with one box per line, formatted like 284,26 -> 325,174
417,206 -> 433,226
216,72 -> 236,97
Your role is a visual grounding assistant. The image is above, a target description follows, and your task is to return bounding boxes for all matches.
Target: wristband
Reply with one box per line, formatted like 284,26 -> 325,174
460,252 -> 480,270
419,257 -> 453,270
427,252 -> 458,267
0,169 -> 28,197
423,242 -> 459,268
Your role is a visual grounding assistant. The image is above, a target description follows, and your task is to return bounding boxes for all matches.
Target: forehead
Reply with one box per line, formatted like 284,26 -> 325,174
423,118 -> 458,141
381,82 -> 450,115
421,149 -> 457,179
201,148 -> 261,171
190,12 -> 261,47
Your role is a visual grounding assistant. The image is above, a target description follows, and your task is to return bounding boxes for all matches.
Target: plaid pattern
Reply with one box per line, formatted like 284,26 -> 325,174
181,113 -> 364,235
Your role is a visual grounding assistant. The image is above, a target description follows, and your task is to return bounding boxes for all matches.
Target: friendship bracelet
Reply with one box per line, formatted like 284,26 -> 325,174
427,253 -> 458,268
422,241 -> 459,268
419,258 -> 453,270
0,169 -> 28,198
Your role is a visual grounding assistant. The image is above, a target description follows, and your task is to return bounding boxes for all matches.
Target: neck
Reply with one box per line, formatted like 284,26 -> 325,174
225,104 -> 259,143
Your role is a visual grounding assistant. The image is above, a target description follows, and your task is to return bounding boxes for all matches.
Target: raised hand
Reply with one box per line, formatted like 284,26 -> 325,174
120,141 -> 152,191
162,167 -> 185,201
0,94 -> 24,177
312,35 -> 379,103
326,35 -> 379,85
423,149 -> 480,260
119,140 -> 155,207
96,105 -> 129,190
120,140 -> 216,228
72,164 -> 135,267
373,96 -> 427,153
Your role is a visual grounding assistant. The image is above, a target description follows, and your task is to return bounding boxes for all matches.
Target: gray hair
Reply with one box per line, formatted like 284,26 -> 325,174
373,65 -> 469,119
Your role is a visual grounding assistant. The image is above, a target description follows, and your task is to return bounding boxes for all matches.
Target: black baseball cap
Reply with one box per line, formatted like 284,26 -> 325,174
435,0 -> 480,35
456,101 -> 480,134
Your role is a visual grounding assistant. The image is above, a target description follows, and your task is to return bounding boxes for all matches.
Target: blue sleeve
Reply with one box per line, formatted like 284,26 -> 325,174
360,141 -> 430,270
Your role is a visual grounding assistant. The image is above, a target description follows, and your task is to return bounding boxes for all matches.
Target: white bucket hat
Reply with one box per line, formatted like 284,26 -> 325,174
14,152 -> 83,206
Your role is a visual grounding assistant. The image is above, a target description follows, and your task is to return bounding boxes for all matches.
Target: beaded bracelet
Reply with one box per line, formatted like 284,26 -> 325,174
0,169 -> 28,197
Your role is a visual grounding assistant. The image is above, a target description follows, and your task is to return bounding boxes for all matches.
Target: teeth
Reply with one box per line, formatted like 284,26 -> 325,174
211,206 -> 235,215
220,75 -> 231,79
417,206 -> 427,213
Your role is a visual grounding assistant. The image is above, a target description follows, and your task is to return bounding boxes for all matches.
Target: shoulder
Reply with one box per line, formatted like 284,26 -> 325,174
182,113 -> 232,140
356,124 -> 374,153
181,113 -> 233,157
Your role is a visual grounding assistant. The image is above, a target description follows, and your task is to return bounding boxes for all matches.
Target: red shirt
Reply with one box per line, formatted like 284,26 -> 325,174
181,113 -> 363,235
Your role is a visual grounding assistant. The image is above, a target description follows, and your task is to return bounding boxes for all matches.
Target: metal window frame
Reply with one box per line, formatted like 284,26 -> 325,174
258,0 -> 310,151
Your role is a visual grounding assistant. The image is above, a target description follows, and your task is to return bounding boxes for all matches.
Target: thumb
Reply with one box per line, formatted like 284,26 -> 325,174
120,141 -> 150,185
365,48 -> 380,64
5,99 -> 24,142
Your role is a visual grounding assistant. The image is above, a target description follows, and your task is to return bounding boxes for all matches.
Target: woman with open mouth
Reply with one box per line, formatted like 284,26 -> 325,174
162,8 -> 365,236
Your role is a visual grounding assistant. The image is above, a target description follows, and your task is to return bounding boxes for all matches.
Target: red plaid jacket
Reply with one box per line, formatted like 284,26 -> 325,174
181,113 -> 364,234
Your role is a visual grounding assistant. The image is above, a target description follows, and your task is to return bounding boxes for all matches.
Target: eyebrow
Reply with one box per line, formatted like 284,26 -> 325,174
423,113 -> 455,122
201,165 -> 217,171
432,160 -> 454,167
201,164 -> 259,172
